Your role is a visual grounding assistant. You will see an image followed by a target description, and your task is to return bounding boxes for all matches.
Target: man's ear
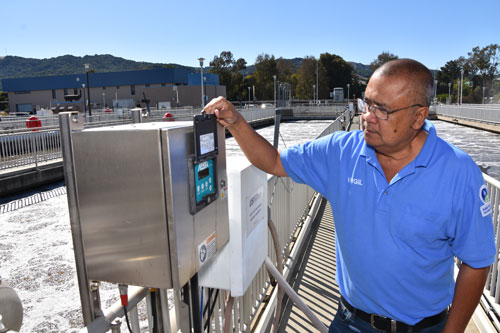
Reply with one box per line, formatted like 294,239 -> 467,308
412,106 -> 429,129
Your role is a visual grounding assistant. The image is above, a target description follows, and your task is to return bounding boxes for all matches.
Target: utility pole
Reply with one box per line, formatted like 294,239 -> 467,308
85,64 -> 92,116
316,59 -> 319,104
273,75 -> 277,107
460,69 -> 464,105
198,58 -> 205,108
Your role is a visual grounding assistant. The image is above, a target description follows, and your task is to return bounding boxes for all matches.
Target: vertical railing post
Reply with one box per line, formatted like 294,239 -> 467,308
131,109 -> 143,123
59,111 -> 97,325
273,109 -> 282,149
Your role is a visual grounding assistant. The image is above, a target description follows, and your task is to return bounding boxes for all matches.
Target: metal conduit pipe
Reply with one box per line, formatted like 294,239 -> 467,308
80,287 -> 148,333
255,193 -> 323,332
268,216 -> 284,333
223,292 -> 234,333
265,257 -> 328,333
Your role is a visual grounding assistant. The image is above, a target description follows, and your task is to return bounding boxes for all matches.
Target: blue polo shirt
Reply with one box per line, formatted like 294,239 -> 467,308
280,120 -> 495,325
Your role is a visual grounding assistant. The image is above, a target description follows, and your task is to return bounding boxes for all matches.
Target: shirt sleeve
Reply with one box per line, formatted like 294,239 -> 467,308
449,160 -> 496,268
280,132 -> 340,197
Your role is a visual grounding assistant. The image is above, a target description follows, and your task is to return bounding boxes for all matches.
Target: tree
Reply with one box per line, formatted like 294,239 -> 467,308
209,51 -> 247,101
436,60 -> 461,96
295,56 -> 317,100
276,58 -> 295,82
466,44 -> 500,93
253,54 -> 277,100
437,60 -> 461,84
319,53 -> 353,99
370,52 -> 399,72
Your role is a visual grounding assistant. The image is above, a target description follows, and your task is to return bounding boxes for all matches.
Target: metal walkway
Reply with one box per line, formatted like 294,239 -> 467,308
279,200 -> 338,332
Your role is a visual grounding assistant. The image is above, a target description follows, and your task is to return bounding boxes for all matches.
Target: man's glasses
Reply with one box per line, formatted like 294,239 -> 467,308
357,98 -> 423,120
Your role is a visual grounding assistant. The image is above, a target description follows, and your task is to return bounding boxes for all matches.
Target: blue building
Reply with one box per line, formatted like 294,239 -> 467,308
2,68 -> 224,113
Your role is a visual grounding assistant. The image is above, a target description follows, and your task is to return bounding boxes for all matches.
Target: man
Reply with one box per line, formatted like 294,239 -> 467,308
204,59 -> 495,332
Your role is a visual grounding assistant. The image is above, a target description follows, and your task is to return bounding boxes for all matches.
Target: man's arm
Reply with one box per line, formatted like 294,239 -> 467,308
443,263 -> 489,332
204,97 -> 287,177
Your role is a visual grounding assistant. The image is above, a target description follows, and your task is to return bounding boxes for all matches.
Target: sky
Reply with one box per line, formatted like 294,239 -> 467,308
3,0 -> 500,70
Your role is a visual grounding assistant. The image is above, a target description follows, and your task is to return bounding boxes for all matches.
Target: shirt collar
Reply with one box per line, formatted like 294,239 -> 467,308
360,119 -> 437,168
414,119 -> 436,167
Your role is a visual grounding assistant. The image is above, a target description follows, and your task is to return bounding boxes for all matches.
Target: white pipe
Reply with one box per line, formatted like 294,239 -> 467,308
265,257 -> 328,333
268,216 -> 283,333
255,193 -> 323,332
80,287 -> 148,332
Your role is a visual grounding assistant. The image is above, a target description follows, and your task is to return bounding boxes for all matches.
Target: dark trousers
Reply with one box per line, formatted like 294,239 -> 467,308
328,299 -> 448,333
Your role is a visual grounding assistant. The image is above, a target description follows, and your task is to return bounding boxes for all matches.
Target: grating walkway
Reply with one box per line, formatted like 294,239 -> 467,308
279,200 -> 339,332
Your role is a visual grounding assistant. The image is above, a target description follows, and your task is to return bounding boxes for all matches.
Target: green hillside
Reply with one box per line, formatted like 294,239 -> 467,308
0,54 -> 371,90
0,54 -> 197,89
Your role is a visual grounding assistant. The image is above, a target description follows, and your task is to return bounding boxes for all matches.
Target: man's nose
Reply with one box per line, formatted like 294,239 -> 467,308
362,109 -> 377,123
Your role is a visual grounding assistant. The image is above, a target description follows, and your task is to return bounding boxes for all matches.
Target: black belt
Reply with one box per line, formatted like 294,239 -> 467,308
340,296 -> 448,332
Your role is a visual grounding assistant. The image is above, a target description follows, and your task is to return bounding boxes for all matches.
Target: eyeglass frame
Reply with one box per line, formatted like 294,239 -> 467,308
357,98 -> 423,120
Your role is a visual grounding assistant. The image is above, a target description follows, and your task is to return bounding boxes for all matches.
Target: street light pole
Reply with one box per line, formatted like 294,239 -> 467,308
273,75 -> 277,107
85,64 -> 92,116
198,58 -> 205,108
347,84 -> 350,104
312,85 -> 316,103
483,86 -> 486,104
434,80 -> 438,100
460,69 -> 464,105
248,86 -> 251,107
448,82 -> 451,104
82,84 -> 87,115
316,59 -> 319,105
102,92 -> 105,109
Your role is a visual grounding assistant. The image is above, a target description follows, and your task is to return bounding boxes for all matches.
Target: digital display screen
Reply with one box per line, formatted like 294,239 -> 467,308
198,167 -> 209,180
199,133 -> 215,155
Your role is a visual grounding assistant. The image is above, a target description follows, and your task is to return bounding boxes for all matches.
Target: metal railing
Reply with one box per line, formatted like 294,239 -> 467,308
482,173 -> 500,331
436,104 -> 500,124
0,129 -> 61,171
0,107 -> 285,172
77,107 -> 351,332
0,104 -> 346,172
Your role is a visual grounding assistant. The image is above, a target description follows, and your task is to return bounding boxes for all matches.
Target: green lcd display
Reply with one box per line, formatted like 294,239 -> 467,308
195,159 -> 215,204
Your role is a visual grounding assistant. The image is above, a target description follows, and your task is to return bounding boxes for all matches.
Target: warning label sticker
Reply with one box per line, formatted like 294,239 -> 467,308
198,232 -> 216,266
246,186 -> 264,236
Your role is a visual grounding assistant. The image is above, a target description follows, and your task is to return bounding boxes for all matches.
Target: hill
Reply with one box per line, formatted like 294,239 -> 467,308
349,62 -> 371,79
0,54 -> 371,90
0,54 -> 197,89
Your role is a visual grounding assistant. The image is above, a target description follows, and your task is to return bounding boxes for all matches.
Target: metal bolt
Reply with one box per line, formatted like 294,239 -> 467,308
90,281 -> 101,291
110,318 -> 122,333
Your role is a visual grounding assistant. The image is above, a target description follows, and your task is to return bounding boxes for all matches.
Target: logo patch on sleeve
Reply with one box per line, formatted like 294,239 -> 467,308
479,184 -> 492,217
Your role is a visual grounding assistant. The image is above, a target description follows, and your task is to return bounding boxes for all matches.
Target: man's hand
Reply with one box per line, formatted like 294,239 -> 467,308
203,96 -> 287,177
203,96 -> 241,127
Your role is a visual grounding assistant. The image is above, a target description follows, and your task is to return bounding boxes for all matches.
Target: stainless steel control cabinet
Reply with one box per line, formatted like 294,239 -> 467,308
71,121 -> 229,289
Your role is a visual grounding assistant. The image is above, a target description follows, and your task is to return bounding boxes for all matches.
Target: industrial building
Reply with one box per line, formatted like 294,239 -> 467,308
1,67 -> 226,114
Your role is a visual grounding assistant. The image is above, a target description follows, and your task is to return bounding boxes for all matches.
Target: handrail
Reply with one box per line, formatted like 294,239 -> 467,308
482,172 -> 500,331
1,106 -> 343,172
436,105 -> 500,124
